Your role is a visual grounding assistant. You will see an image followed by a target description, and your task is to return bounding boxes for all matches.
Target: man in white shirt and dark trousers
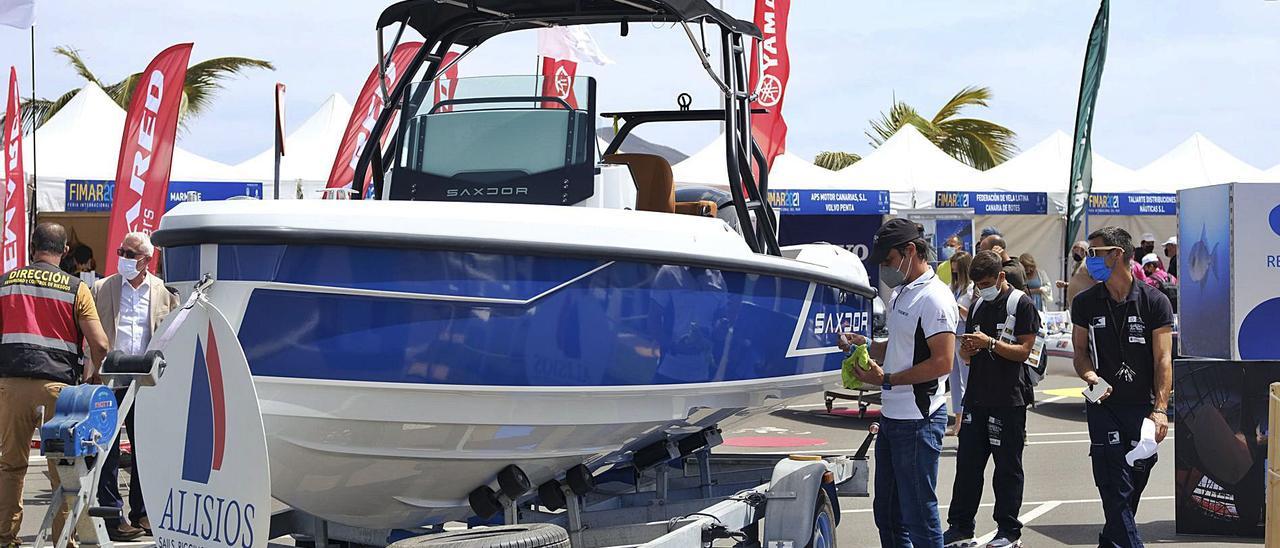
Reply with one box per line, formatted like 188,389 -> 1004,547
841,218 -> 958,547
943,251 -> 1041,548
92,232 -> 180,540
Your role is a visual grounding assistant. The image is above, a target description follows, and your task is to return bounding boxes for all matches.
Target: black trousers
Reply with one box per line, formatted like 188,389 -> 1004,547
1087,402 -> 1156,548
947,405 -> 1027,537
96,389 -> 145,527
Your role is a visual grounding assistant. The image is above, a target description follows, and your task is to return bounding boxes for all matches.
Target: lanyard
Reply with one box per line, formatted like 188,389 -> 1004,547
890,271 -> 936,313
1107,297 -> 1130,366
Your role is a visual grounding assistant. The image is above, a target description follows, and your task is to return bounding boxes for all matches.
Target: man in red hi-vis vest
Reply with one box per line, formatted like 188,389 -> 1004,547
0,223 -> 110,548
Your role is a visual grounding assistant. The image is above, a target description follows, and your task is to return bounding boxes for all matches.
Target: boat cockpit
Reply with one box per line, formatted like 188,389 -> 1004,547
387,74 -> 723,222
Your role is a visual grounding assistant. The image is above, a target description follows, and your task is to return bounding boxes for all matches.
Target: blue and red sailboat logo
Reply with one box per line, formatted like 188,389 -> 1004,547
181,323 -> 227,484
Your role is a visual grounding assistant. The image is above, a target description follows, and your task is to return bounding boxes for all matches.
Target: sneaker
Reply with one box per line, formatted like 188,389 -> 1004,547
943,528 -> 977,548
985,533 -> 1022,548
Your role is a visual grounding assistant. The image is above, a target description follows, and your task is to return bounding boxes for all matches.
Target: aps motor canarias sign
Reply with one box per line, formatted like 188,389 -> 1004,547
136,299 -> 269,548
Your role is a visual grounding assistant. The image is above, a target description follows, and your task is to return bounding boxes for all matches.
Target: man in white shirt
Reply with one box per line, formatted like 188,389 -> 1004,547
91,232 -> 180,540
841,218 -> 958,547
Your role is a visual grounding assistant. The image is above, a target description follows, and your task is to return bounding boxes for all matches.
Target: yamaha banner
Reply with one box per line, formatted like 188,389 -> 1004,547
104,43 -> 193,275
768,189 -> 890,216
3,66 -> 27,272
748,0 -> 790,170
1086,192 -> 1177,215
325,42 -> 423,197
935,191 -> 1049,215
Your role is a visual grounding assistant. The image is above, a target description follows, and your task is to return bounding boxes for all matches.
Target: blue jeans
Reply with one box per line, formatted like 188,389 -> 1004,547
874,405 -> 947,547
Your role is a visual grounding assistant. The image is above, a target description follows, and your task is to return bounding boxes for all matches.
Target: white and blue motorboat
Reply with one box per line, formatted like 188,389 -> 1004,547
153,0 -> 874,529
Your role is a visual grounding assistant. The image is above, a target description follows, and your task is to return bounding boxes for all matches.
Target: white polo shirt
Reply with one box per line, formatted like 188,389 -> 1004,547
881,268 -> 959,420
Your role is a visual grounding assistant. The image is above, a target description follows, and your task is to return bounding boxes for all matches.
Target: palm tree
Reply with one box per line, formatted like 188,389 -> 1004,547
866,86 -> 1017,170
13,46 -> 272,132
814,151 -> 862,171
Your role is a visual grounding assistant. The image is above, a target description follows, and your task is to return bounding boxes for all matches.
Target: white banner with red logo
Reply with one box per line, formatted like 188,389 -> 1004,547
749,0 -> 790,171
325,41 -> 423,198
104,43 -> 191,275
433,52 -> 460,113
539,57 -> 578,110
3,66 -> 27,272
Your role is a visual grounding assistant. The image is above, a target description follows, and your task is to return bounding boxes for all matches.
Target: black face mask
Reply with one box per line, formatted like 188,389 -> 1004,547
1072,253 -> 1083,263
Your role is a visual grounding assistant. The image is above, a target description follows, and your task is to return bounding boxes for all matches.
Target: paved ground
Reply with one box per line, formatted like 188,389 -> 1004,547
719,366 -> 1263,547
12,366 -> 1264,547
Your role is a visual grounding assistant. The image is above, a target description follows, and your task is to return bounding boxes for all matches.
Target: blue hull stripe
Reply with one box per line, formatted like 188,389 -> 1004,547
175,245 -> 871,387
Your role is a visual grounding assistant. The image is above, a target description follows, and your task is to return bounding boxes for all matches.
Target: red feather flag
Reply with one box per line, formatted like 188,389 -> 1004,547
3,66 -> 27,272
104,43 -> 193,275
748,0 -> 791,171
325,42 -> 423,198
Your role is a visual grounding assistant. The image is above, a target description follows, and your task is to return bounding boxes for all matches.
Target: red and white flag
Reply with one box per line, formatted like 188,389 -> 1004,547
3,66 -> 27,272
103,43 -> 192,275
433,52 -> 461,113
537,27 -> 611,110
325,41 -> 423,197
748,0 -> 790,171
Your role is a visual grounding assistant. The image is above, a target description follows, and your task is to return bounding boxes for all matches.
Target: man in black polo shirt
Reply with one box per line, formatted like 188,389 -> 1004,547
943,251 -> 1039,548
977,234 -> 1027,291
1071,227 -> 1173,548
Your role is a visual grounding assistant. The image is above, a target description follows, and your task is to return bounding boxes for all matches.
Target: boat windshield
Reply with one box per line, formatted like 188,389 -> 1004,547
388,75 -> 597,205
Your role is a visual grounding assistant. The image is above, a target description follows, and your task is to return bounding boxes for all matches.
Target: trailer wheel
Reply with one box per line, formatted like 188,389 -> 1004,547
806,489 -> 836,548
390,524 -> 570,548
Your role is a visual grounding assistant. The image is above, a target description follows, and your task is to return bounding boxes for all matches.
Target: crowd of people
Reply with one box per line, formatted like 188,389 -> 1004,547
843,219 -> 1174,548
0,223 -> 176,548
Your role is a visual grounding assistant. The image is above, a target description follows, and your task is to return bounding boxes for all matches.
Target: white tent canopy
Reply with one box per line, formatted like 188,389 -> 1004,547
24,83 -> 242,211
234,93 -> 353,199
1134,133 -> 1265,192
671,133 -> 845,189
980,130 -> 1139,209
833,125 -> 980,210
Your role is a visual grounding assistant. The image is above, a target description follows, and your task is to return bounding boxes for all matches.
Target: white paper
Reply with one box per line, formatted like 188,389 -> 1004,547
1125,418 -> 1159,466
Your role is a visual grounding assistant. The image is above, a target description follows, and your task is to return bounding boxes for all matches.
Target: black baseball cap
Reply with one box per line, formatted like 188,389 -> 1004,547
866,218 -> 923,266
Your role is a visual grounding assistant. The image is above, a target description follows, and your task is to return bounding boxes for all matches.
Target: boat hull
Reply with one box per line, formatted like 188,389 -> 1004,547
155,202 -> 872,527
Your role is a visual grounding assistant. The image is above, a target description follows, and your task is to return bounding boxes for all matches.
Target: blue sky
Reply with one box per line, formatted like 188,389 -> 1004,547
0,1 -> 1277,170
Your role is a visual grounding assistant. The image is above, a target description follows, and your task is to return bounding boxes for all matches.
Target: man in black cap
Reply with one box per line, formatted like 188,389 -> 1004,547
840,217 -> 958,547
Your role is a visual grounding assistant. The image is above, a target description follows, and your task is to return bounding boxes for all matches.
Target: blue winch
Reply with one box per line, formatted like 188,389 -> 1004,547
39,385 -> 118,459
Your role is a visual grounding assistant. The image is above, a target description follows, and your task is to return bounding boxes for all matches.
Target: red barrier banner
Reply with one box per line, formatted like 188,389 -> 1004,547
3,66 -> 27,272
539,57 -> 578,110
748,0 -> 790,170
325,42 -> 423,197
104,43 -> 192,275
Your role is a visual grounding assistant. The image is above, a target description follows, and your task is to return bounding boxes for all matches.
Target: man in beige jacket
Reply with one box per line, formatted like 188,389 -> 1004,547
91,232 -> 180,540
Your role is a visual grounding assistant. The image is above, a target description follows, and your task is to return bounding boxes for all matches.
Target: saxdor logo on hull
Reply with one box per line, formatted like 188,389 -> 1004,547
137,299 -> 270,548
786,282 -> 868,358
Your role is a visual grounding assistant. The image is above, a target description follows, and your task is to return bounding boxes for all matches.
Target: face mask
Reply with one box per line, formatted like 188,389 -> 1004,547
117,256 -> 141,280
939,246 -> 956,261
879,251 -> 911,288
978,285 -> 1001,302
1071,253 -> 1083,263
1085,256 -> 1112,282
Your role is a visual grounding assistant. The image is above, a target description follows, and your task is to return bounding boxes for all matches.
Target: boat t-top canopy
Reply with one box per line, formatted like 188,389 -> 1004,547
359,0 -> 782,256
376,0 -> 760,46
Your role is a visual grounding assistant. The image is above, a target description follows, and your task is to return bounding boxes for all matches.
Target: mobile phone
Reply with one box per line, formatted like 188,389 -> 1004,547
1083,378 -> 1112,403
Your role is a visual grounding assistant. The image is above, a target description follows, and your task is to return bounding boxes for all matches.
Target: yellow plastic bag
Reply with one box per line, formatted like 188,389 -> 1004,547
841,344 -> 871,390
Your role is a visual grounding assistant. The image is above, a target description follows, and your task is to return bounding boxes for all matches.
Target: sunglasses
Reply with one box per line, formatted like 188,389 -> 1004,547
1086,246 -> 1121,258
116,248 -> 144,260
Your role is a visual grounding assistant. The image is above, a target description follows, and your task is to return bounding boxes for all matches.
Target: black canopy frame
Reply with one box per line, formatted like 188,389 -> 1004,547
353,0 -> 780,255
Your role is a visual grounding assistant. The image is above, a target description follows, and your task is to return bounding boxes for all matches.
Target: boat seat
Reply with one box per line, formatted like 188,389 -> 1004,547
605,153 -> 675,213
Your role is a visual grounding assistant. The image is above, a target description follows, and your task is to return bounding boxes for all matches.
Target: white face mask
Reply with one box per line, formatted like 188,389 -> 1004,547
978,284 -> 1001,302
118,256 -> 141,280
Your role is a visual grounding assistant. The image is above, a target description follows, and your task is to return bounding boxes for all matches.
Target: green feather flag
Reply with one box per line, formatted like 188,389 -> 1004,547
1065,0 -> 1110,258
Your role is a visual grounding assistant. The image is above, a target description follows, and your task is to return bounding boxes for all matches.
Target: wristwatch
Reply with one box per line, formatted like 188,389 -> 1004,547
882,372 -> 892,390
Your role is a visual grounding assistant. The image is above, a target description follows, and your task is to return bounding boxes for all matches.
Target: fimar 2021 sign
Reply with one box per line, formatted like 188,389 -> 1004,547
65,180 -> 263,212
